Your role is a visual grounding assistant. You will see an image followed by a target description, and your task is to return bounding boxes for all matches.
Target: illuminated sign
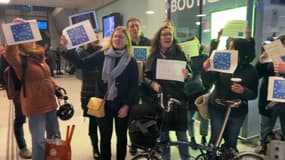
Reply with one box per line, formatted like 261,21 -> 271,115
171,0 -> 220,13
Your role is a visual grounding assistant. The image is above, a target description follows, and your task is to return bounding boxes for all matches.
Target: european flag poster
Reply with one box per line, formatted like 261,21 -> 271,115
268,76 -> 285,103
133,46 -> 150,61
2,20 -> 42,45
63,20 -> 97,49
209,50 -> 238,74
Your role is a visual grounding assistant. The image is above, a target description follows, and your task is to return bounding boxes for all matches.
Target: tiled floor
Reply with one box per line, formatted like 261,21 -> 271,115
0,74 -> 261,160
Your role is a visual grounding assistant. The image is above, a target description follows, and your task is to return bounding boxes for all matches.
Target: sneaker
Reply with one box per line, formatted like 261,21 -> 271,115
19,148 -> 32,159
255,145 -> 266,155
201,136 -> 207,145
93,152 -> 100,160
129,145 -> 137,156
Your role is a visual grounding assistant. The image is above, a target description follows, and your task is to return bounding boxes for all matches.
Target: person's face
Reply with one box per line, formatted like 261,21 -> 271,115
112,30 -> 127,49
160,28 -> 173,49
127,20 -> 141,39
21,42 -> 37,50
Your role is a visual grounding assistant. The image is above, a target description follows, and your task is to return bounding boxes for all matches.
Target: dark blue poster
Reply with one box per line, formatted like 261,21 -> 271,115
67,25 -> 89,46
133,47 -> 149,61
213,52 -> 231,70
11,22 -> 34,42
272,79 -> 285,99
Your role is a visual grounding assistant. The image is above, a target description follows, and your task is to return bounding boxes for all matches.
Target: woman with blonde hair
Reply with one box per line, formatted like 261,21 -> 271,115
61,26 -> 138,160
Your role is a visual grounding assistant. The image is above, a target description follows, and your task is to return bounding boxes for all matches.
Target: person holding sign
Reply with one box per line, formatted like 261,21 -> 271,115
4,18 -> 62,160
61,31 -> 102,159
144,26 -> 191,160
255,35 -> 285,154
126,17 -> 151,155
61,26 -> 138,160
202,38 -> 258,156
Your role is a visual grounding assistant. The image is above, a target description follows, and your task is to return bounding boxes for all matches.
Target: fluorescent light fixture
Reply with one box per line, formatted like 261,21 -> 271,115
146,11 -> 155,14
196,14 -> 207,17
0,0 -> 10,3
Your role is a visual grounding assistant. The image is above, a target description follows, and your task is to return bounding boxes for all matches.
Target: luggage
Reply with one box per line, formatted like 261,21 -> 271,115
45,125 -> 75,160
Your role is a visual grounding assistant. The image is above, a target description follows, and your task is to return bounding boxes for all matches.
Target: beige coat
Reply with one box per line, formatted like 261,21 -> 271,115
5,45 -> 59,116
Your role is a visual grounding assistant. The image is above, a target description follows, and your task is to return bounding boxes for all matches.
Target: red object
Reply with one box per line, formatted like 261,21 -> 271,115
45,125 -> 75,160
0,49 -> 5,55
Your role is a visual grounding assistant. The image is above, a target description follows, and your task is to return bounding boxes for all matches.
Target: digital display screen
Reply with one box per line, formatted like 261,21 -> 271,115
103,16 -> 115,37
37,21 -> 48,30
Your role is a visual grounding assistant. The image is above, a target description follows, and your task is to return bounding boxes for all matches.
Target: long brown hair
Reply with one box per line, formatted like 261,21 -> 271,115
149,26 -> 180,56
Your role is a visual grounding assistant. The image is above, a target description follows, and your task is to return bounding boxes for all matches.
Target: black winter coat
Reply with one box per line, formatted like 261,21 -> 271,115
201,63 -> 258,117
61,46 -> 102,116
65,49 -> 138,110
144,46 -> 190,131
255,62 -> 275,117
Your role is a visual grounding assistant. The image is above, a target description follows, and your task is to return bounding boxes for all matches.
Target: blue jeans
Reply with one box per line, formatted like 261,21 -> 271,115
260,104 -> 285,145
187,110 -> 209,137
28,110 -> 60,160
13,101 -> 27,150
209,107 -> 246,149
160,131 -> 190,160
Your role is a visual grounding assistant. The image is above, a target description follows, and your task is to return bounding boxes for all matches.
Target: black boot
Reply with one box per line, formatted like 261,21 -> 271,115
90,134 -> 100,159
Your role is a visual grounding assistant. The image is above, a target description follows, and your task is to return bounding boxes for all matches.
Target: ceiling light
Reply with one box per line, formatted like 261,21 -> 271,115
146,11 -> 155,14
0,0 -> 10,3
196,14 -> 207,17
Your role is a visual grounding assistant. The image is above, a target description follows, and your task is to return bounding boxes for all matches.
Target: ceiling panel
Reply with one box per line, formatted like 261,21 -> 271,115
5,0 -> 114,10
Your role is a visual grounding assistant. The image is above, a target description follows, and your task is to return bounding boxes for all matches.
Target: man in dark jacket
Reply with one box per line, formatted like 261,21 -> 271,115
126,17 -> 151,155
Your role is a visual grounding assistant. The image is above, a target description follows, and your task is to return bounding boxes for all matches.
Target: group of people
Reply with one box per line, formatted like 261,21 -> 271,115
1,15 -> 285,160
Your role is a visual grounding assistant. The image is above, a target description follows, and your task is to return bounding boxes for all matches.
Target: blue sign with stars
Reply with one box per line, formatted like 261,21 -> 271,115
280,56 -> 285,62
67,25 -> 89,46
134,47 -> 148,61
11,22 -> 34,42
272,79 -> 285,100
213,52 -> 231,70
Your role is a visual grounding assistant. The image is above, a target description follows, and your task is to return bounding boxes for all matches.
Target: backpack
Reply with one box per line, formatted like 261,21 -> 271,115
1,56 -> 27,100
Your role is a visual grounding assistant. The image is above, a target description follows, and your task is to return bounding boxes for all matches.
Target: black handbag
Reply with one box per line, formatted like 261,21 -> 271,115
184,73 -> 205,97
184,55 -> 207,97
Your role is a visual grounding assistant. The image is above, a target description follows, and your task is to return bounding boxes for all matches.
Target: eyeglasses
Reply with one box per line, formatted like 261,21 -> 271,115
161,33 -> 172,37
113,35 -> 125,40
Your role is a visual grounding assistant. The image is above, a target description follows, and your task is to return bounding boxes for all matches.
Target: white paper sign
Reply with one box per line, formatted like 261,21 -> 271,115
209,50 -> 238,74
263,39 -> 285,63
2,20 -> 42,45
267,76 -> 285,103
63,20 -> 97,50
156,59 -> 186,82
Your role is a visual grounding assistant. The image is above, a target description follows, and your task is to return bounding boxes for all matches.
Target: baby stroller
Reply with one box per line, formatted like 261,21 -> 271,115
128,102 -> 160,150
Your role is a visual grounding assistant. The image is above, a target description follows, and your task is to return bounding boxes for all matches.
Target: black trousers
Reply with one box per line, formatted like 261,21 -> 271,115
13,100 -> 27,150
97,103 -> 129,160
88,116 -> 99,152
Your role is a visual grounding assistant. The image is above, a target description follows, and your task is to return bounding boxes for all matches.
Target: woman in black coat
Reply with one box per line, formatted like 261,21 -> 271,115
61,26 -> 138,160
202,38 -> 259,154
144,26 -> 191,160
